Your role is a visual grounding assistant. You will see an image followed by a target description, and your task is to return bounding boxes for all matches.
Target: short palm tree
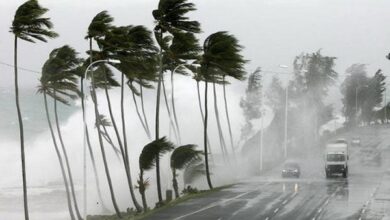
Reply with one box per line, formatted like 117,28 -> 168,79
38,45 -> 82,220
152,0 -> 201,203
10,1 -> 58,219
199,32 -> 246,189
170,145 -> 203,198
138,137 -> 175,209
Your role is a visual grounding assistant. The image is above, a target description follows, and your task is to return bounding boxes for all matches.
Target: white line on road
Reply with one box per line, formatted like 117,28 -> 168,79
172,185 -> 267,220
274,208 -> 279,213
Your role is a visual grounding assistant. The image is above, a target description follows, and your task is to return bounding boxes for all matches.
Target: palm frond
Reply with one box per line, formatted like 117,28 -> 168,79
11,0 -> 58,42
183,160 -> 205,185
86,10 -> 113,40
170,144 -> 203,170
139,137 -> 175,171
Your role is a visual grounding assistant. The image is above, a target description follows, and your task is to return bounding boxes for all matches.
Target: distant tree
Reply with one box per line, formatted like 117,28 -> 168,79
290,51 -> 337,145
340,64 -> 369,126
240,68 -> 262,142
361,70 -> 386,124
10,1 -> 58,219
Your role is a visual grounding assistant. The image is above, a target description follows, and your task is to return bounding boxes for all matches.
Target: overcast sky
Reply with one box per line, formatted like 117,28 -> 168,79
1,0 -> 390,89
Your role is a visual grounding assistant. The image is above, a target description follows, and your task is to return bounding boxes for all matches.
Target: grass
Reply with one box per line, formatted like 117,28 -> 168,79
87,185 -> 232,220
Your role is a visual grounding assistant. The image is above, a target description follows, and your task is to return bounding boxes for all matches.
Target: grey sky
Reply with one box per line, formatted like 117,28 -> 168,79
1,0 -> 390,89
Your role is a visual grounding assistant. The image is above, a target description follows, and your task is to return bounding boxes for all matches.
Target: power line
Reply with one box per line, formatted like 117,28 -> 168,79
0,61 -> 41,74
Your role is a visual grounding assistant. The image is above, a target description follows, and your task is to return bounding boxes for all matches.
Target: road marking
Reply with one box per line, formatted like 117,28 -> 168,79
172,185 -> 268,220
265,217 -> 269,220
274,208 -> 279,213
317,208 -> 322,213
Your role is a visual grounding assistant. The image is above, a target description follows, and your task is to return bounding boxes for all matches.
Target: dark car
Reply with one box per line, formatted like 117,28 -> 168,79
282,161 -> 301,178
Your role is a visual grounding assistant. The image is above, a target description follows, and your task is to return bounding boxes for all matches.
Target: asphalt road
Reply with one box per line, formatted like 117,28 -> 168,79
146,127 -> 390,220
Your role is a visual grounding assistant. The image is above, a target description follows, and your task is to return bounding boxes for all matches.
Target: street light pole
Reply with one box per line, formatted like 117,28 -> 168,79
82,59 -> 120,219
284,86 -> 288,159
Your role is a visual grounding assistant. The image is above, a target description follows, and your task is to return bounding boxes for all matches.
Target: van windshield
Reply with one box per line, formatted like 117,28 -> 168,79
327,154 -> 346,161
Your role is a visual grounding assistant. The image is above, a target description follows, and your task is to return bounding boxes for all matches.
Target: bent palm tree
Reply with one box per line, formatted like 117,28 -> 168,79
153,0 -> 201,203
100,25 -> 158,212
86,11 -> 122,217
170,145 -> 202,198
10,1 -> 58,219
199,32 -> 246,189
139,137 -> 175,208
38,45 -> 82,220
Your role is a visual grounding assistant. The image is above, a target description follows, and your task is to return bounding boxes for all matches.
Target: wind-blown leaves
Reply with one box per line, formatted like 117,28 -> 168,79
11,0 -> 58,42
86,10 -> 113,40
38,45 -> 82,105
139,137 -> 175,171
201,31 -> 246,82
170,144 -> 203,170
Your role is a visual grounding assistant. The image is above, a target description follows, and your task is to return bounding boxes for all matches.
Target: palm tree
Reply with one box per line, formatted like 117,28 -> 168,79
10,1 -> 58,219
86,11 -> 122,217
170,145 -> 202,198
138,137 -> 175,208
164,31 -> 201,144
199,32 -> 246,189
152,0 -> 201,203
38,45 -> 82,220
100,24 -> 158,212
48,46 -> 84,220
221,70 -> 246,159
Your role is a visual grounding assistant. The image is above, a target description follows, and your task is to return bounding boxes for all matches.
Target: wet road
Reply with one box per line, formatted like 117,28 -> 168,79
147,127 -> 390,220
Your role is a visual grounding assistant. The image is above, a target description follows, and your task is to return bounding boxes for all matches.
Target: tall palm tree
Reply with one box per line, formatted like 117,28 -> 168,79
47,46 -> 84,220
10,1 -> 58,219
164,31 -> 201,144
138,137 -> 175,209
221,73 -> 245,159
86,11 -> 122,217
170,145 -> 202,198
38,46 -> 82,220
152,0 -> 201,203
101,24 -> 158,212
199,32 -> 246,189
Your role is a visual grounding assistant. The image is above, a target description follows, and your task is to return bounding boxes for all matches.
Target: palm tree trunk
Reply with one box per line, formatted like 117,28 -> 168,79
54,97 -> 83,220
138,170 -> 148,211
140,84 -> 151,137
196,81 -> 214,162
170,71 -> 181,144
103,74 -> 126,158
204,81 -> 213,189
213,82 -> 229,161
120,74 -> 143,212
14,36 -> 29,220
80,79 -> 109,213
44,92 -> 75,220
90,38 -> 122,218
100,123 -> 121,159
130,84 -> 151,139
222,76 -> 236,157
155,49 -> 163,203
172,169 -> 179,198
162,77 -> 179,143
